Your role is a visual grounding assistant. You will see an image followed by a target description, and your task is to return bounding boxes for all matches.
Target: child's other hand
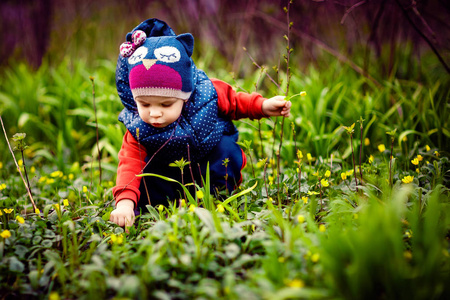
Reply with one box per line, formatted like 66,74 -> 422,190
262,96 -> 291,117
110,199 -> 135,228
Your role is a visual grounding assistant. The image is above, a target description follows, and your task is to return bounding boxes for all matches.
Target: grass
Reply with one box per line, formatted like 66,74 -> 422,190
0,42 -> 449,299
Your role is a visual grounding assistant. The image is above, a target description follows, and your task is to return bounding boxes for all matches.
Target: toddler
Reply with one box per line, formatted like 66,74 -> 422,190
110,19 -> 291,227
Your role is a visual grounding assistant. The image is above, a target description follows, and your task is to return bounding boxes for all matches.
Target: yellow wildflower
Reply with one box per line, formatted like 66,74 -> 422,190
180,199 -> 186,207
168,234 -> 176,242
402,136 -> 407,142
320,179 -> 329,187
3,208 -> 13,214
434,151 -> 439,157
0,183 -> 6,190
311,253 -> 320,263
324,170 -> 331,178
48,292 -> 60,300
53,204 -> 60,211
1,230 -> 11,239
416,155 -> 423,161
189,204 -> 196,212
35,208 -> 41,214
300,91 -> 307,97
341,172 -> 347,180
306,153 -> 313,161
302,196 -> 308,204
0,162 -> 2,169
286,279 -> 305,289
15,216 -> 25,224
425,145 -> 430,151
402,176 -> 414,184
378,144 -> 386,152
68,174 -> 74,180
82,186 -> 88,193
39,176 -> 47,183
217,204 -> 225,213
346,170 -> 354,176
416,168 -> 420,174
364,138 -> 370,146
369,155 -> 374,164
18,159 -> 23,167
46,178 -> 55,185
307,191 -> 319,196
196,190 -> 204,199
297,150 -> 303,159
30,166 -> 35,173
157,205 -> 164,212
110,233 -> 124,245
0,210 -> 2,216
63,199 -> 69,206
297,214 -> 305,223
278,257 -> 285,263
411,158 -> 419,165
319,224 -> 326,232
50,170 -> 63,178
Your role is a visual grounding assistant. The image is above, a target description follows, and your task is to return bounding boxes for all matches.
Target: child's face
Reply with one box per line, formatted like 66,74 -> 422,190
135,95 -> 185,128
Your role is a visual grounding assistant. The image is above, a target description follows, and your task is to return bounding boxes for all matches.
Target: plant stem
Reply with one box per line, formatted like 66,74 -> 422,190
276,0 -> 292,197
350,134 -> 359,192
137,131 -> 151,207
389,138 -> 394,187
263,161 -> 269,199
90,77 -> 102,185
20,150 -> 32,197
359,125 -> 363,185
0,116 -> 37,211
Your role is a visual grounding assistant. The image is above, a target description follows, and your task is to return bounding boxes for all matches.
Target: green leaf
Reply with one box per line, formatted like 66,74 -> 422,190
8,256 -> 25,273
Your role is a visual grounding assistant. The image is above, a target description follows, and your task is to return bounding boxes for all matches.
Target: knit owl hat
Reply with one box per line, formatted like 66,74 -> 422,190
120,24 -> 195,100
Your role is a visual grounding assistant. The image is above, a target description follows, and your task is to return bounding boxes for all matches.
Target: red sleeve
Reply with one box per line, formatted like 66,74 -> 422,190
211,78 -> 267,120
112,130 -> 147,206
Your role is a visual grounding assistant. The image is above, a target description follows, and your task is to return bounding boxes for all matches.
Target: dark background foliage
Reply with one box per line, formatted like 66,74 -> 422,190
1,0 -> 449,77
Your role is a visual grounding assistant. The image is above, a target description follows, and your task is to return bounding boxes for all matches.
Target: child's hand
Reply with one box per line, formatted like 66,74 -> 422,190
110,199 -> 135,228
262,96 -> 292,117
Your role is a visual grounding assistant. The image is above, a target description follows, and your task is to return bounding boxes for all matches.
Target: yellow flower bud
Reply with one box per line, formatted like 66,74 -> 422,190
378,144 -> 386,152
319,224 -> 326,232
217,204 -> 225,213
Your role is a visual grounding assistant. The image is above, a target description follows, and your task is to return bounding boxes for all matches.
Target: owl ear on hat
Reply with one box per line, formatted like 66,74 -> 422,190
176,33 -> 194,57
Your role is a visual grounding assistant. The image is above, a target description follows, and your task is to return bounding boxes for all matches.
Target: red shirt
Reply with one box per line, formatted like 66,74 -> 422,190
113,79 -> 267,205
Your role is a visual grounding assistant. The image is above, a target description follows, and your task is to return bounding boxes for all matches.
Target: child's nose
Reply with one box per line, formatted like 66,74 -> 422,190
149,108 -> 162,117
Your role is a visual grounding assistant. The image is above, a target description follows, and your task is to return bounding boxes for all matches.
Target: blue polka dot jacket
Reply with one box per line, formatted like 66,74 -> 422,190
113,19 -> 267,205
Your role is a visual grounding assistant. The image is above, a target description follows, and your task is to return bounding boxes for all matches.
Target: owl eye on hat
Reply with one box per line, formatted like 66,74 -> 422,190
120,31 -> 195,101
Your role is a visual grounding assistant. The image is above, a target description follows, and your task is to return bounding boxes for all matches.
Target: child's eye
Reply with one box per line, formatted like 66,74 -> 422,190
161,103 -> 173,107
140,103 -> 150,107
